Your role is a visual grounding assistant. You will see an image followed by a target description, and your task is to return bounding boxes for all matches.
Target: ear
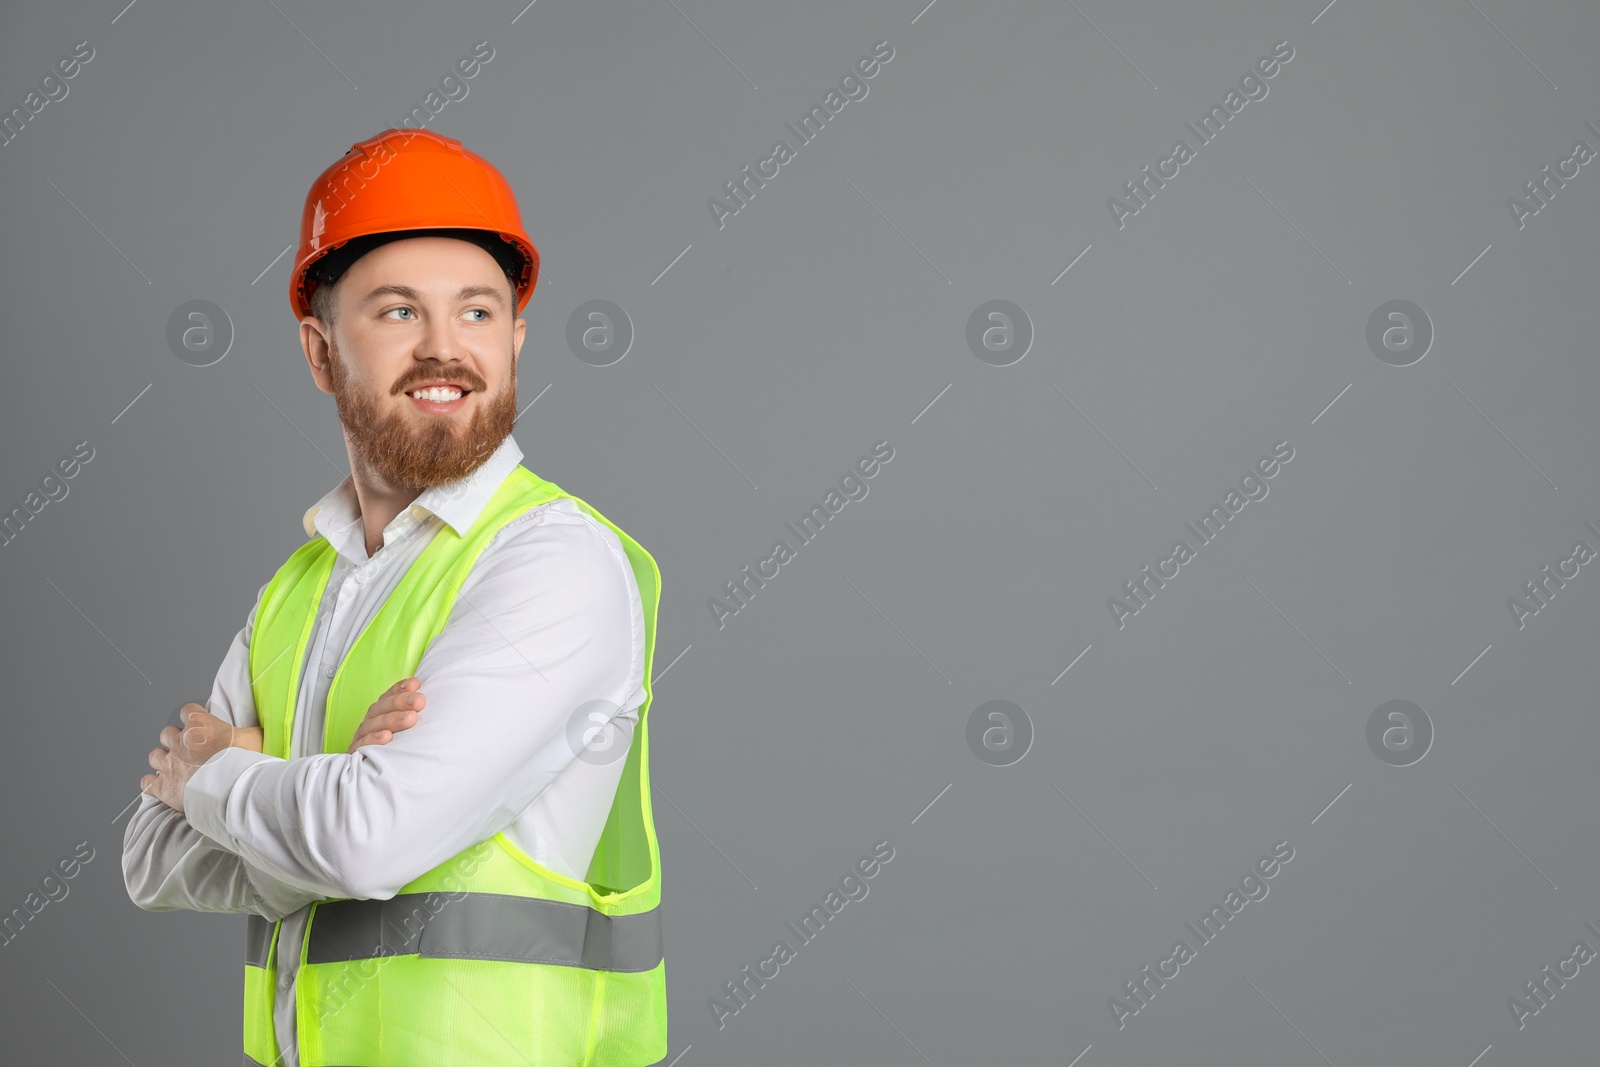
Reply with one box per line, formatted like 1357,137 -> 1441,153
300,317 -> 336,395
511,314 -> 526,370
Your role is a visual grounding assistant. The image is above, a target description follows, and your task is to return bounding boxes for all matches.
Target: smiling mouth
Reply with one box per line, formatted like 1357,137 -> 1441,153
406,385 -> 473,411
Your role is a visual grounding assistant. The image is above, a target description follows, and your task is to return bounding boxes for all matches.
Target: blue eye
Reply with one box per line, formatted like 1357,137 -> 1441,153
386,307 -> 415,320
466,309 -> 489,322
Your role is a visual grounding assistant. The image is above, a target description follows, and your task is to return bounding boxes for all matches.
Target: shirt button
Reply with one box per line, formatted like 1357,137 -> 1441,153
324,665 -> 336,679
278,971 -> 292,991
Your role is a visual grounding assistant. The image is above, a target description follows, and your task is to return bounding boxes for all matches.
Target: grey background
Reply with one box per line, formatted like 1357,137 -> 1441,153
2,0 -> 1597,1063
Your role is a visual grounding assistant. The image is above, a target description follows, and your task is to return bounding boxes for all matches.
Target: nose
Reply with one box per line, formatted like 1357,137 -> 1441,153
414,313 -> 465,366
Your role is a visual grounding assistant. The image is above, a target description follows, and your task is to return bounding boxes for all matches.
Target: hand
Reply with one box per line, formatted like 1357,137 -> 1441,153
169,704 -> 250,763
141,705 -> 231,813
349,677 -> 427,753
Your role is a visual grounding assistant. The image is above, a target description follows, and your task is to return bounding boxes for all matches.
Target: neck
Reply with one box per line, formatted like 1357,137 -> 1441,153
345,445 -> 425,559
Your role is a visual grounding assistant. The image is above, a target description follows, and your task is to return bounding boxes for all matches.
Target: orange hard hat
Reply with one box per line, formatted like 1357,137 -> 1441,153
289,128 -> 540,320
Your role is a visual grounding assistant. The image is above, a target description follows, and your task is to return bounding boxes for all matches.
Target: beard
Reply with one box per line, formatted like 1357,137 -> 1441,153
327,341 -> 518,490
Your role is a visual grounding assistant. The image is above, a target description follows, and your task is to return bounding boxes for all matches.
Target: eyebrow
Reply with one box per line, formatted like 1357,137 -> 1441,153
360,283 -> 508,310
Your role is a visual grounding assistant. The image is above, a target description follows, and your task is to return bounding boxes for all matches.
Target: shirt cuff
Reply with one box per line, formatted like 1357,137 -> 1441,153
185,746 -> 279,853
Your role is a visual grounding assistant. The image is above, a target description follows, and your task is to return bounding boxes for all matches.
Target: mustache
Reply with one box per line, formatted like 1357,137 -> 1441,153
393,373 -> 486,393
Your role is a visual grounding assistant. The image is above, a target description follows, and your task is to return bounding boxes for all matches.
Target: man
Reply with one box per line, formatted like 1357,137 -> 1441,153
121,129 -> 668,1067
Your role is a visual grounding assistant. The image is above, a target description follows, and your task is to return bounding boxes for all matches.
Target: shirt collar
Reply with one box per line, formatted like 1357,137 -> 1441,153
301,434 -> 524,551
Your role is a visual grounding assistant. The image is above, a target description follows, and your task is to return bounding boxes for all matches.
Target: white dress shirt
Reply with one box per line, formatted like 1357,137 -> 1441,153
121,433 -> 646,1067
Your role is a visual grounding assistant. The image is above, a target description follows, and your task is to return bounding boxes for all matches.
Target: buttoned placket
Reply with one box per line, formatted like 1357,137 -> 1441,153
322,575 -> 353,683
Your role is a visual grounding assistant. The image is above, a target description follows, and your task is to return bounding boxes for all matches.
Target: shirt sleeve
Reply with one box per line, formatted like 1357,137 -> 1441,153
121,794 -> 326,919
121,581 -> 331,919
183,504 -> 645,902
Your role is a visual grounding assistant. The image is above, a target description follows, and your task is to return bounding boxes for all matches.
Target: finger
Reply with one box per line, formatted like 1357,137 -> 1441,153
350,723 -> 404,751
374,709 -> 420,734
391,682 -> 424,707
159,725 -> 180,750
183,706 -> 221,732
365,707 -> 419,741
372,688 -> 425,720
355,712 -> 396,742
350,711 -> 395,746
349,730 -> 392,752
148,748 -> 165,772
355,700 -> 426,745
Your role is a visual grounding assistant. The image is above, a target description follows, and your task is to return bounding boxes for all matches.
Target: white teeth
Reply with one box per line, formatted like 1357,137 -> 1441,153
411,387 -> 464,402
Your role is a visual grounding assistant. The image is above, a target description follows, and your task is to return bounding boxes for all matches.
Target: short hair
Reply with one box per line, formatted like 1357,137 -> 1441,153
309,275 -> 339,326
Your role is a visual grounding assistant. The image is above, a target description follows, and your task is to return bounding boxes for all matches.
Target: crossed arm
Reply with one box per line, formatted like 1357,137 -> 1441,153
123,672 -> 429,919
123,582 -> 325,921
123,509 -> 643,912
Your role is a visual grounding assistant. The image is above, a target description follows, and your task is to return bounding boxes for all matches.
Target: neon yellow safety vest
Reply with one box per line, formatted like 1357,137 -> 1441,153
241,464 -> 667,1066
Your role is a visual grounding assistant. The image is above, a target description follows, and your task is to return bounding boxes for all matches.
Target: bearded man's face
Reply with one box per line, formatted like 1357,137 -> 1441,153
306,235 -> 525,489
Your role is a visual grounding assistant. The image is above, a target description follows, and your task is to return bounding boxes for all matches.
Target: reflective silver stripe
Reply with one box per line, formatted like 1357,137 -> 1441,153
245,914 -> 275,969
304,892 -> 663,973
